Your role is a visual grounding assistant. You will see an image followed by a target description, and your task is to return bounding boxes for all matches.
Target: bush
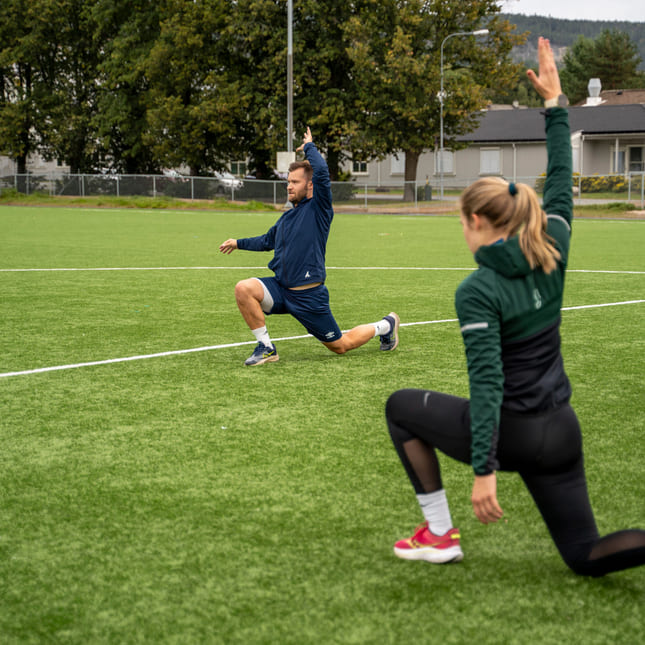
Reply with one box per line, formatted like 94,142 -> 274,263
535,172 -> 640,195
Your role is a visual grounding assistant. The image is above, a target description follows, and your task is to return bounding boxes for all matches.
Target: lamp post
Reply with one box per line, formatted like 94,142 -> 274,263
287,0 -> 293,154
439,29 -> 489,201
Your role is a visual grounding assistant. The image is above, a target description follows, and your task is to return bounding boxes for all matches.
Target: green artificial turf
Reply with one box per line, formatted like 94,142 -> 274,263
0,206 -> 643,644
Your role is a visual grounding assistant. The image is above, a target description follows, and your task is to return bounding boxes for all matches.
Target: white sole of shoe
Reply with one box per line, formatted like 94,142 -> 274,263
245,354 -> 279,366
393,544 -> 464,564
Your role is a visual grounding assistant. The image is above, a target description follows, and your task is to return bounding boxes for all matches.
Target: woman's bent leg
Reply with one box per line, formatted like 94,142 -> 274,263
385,389 -> 471,494
521,458 -> 645,576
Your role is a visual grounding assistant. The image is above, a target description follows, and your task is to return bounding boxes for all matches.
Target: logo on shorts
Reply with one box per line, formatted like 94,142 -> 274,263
325,331 -> 336,339
305,271 -> 311,279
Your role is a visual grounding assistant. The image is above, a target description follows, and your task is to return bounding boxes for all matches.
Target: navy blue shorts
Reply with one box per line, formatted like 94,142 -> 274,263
257,277 -> 342,343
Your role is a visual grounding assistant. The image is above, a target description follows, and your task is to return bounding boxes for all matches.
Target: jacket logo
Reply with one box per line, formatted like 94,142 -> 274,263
533,288 -> 543,309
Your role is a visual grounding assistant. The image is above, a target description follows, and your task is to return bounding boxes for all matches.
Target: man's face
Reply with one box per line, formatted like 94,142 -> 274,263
287,168 -> 312,205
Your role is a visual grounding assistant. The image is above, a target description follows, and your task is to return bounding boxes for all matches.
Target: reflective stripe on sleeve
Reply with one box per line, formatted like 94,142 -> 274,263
460,322 -> 489,332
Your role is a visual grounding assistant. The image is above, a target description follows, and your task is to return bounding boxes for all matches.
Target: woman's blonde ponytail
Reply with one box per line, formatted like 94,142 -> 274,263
460,177 -> 560,273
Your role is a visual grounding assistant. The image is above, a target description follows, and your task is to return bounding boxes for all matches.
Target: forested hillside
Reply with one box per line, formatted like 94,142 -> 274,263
499,14 -> 645,69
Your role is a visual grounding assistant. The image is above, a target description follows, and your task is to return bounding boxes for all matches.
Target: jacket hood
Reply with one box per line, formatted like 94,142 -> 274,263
474,236 -> 532,278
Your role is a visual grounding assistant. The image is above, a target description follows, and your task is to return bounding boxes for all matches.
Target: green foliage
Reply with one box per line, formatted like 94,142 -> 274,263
91,0 -> 164,174
490,17 -> 645,106
345,0 -> 524,199
223,0 -> 304,178
0,207 -> 644,642
0,1 -> 41,172
560,30 -> 644,104
500,14 -> 645,72
535,172 -> 643,195
576,202 -> 638,213
144,0 -> 245,176
1,0 -> 523,184
486,65 -> 544,107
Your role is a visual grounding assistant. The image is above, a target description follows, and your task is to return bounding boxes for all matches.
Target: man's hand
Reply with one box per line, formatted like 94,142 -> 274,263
219,238 -> 238,255
471,473 -> 504,524
526,37 -> 562,101
296,126 -> 313,153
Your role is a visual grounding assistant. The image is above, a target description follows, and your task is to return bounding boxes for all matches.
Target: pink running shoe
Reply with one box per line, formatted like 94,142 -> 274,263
394,522 -> 463,563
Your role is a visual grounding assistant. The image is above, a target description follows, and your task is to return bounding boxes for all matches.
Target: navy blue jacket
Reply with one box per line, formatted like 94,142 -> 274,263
236,143 -> 333,288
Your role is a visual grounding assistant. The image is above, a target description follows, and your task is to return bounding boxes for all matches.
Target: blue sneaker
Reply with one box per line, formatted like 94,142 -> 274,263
244,342 -> 279,366
379,312 -> 400,351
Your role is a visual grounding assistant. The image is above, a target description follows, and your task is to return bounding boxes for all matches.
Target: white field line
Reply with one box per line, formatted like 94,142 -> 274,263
1,266 -> 645,274
1,299 -> 643,380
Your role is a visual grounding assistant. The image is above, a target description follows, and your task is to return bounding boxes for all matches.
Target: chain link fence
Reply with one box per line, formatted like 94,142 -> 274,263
1,172 -> 643,208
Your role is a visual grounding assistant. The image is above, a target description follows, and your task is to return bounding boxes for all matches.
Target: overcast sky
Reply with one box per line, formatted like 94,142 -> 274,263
500,0 -> 645,23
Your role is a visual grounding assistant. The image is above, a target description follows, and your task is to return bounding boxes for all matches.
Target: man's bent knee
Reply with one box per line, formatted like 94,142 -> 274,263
323,338 -> 348,354
235,278 -> 263,303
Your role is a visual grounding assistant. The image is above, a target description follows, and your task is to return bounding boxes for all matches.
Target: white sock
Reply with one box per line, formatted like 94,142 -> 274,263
372,317 -> 392,337
417,489 -> 453,536
252,326 -> 272,349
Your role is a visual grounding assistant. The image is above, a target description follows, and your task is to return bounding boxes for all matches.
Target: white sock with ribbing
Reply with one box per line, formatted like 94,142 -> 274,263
372,318 -> 392,337
417,489 -> 453,536
251,326 -> 273,349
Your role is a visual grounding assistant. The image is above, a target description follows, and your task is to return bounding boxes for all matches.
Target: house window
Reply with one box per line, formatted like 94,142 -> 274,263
628,146 -> 644,173
610,148 -> 625,174
352,160 -> 368,174
480,148 -> 501,175
391,153 -> 405,175
230,161 -> 246,176
434,149 -> 454,175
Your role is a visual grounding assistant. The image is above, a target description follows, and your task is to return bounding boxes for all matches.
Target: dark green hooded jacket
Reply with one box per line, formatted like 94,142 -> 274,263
455,108 -> 573,475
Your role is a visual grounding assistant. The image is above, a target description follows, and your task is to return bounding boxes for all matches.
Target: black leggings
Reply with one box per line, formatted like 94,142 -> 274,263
386,388 -> 645,577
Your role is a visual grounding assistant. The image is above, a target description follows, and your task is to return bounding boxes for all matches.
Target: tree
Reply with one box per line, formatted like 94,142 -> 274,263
0,1 -> 41,178
292,1 -> 364,180
224,0 -> 291,179
346,0 -> 524,201
486,64 -> 543,107
92,0 -> 163,173
143,0 -> 246,176
32,0 -> 102,173
561,30 -> 645,104
226,0 -> 362,180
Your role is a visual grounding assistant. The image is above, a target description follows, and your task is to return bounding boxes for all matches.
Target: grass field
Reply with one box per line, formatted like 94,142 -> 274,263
1,205 -> 644,644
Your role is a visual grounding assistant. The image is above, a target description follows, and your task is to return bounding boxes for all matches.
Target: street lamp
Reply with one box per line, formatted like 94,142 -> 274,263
439,29 -> 489,200
287,0 -> 293,154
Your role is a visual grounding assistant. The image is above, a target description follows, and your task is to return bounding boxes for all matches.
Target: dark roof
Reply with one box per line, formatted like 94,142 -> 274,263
457,104 -> 645,143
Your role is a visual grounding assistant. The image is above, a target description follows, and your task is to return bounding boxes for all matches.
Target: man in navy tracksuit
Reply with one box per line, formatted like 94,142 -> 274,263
219,127 -> 399,365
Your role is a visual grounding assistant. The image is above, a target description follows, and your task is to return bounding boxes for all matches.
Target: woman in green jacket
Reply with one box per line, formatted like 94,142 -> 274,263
385,37 -> 645,576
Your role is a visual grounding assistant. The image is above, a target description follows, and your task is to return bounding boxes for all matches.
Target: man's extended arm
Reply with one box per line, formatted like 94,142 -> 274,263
297,127 -> 332,211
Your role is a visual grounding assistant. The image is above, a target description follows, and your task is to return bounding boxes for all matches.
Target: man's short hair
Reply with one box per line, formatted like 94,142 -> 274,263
288,160 -> 313,181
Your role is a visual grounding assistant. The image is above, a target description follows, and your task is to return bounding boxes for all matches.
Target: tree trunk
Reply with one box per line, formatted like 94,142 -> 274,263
326,146 -> 340,181
403,150 -> 420,202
